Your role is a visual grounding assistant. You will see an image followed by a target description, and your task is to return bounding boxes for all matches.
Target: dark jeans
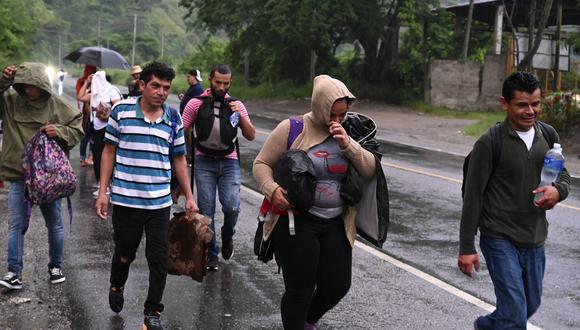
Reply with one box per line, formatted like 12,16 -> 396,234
272,214 -> 352,330
110,205 -> 171,314
476,235 -> 545,330
92,127 -> 106,182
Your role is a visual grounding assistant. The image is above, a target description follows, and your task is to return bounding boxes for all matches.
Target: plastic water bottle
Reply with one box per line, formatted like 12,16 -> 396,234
229,112 -> 240,127
534,143 -> 565,202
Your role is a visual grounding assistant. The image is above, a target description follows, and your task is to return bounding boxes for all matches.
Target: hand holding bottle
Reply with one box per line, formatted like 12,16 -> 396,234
533,143 -> 564,208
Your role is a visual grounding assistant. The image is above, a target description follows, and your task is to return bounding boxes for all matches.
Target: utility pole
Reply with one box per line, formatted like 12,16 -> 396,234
131,13 -> 137,66
552,0 -> 562,91
244,49 -> 250,84
160,28 -> 164,58
97,16 -> 101,47
58,34 -> 62,68
309,49 -> 317,81
462,0 -> 475,59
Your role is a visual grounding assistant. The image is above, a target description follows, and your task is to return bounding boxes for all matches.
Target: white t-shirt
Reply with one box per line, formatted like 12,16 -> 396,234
92,88 -> 121,130
516,126 -> 535,151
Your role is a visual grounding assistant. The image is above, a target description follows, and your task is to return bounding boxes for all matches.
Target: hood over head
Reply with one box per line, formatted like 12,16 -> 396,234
310,75 -> 356,127
12,62 -> 53,100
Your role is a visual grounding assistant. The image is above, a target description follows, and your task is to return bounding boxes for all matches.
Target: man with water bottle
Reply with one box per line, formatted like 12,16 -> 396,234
458,72 -> 571,330
181,64 -> 255,271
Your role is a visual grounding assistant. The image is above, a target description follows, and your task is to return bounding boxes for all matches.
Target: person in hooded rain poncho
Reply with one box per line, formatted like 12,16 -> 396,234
253,75 -> 376,330
78,71 -> 121,195
0,62 -> 83,290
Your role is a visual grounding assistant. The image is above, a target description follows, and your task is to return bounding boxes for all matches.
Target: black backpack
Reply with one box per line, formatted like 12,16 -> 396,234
193,96 -> 239,156
461,121 -> 556,199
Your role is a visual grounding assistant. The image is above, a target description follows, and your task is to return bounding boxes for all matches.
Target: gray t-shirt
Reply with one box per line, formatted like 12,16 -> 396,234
307,137 -> 348,219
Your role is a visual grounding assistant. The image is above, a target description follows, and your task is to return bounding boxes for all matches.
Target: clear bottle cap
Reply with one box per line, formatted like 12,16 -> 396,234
554,143 -> 561,149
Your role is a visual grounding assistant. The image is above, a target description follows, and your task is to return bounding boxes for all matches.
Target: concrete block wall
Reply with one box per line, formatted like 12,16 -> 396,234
429,55 -> 506,111
479,54 -> 506,109
430,60 -> 481,110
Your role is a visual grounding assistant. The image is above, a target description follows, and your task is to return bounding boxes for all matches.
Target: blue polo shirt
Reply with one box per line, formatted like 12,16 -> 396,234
105,98 -> 186,209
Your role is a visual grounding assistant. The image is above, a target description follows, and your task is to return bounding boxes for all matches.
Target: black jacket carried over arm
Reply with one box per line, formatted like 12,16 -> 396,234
342,112 -> 390,247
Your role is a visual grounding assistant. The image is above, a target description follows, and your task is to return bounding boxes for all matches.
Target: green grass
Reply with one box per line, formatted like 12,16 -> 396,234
405,100 -> 505,138
170,77 -> 312,101
229,80 -> 312,101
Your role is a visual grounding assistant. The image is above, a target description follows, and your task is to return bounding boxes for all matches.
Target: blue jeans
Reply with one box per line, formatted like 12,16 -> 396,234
7,181 -> 64,277
194,156 -> 240,258
476,235 -> 545,330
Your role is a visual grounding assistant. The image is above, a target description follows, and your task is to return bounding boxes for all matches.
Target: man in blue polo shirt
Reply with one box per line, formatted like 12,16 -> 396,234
95,62 -> 196,330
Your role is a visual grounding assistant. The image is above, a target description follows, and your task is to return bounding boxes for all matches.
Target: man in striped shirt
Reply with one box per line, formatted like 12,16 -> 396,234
95,62 -> 196,330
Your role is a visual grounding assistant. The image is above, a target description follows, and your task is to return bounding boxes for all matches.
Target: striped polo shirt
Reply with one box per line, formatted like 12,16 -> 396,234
105,98 -> 186,209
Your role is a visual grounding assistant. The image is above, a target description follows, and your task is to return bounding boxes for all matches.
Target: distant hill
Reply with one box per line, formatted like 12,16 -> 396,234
37,0 -> 205,68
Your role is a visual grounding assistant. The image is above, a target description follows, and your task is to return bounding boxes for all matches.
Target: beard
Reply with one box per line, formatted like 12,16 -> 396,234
211,86 -> 228,100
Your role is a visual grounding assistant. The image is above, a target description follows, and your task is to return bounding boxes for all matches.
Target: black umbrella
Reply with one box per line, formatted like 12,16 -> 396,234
64,46 -> 131,70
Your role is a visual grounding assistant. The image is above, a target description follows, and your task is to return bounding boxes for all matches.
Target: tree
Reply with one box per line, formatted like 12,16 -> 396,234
180,0 -> 355,83
0,0 -> 43,66
518,0 -> 555,70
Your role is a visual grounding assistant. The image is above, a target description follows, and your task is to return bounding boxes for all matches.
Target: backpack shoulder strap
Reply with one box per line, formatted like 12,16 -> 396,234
537,120 -> 556,148
168,106 -> 179,144
287,116 -> 303,150
490,122 -> 503,169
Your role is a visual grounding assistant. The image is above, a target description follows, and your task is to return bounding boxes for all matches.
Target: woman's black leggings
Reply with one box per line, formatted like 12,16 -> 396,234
272,214 -> 352,330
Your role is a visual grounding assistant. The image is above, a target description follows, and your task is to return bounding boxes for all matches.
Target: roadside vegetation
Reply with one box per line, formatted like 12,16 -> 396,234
1,0 -> 577,136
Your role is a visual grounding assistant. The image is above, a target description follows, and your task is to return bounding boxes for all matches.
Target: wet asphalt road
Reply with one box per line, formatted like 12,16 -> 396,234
0,77 -> 578,329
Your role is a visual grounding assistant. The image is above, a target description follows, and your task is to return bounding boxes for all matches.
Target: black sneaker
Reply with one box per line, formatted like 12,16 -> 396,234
48,267 -> 66,284
109,286 -> 124,313
143,311 -> 163,330
0,272 -> 22,290
207,256 -> 219,271
221,238 -> 235,260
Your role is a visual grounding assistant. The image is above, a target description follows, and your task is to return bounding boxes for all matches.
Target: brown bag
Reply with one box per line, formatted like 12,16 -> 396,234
167,212 -> 213,282
95,102 -> 111,122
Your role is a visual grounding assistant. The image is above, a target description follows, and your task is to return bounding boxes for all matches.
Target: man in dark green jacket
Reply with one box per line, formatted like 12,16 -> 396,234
0,63 -> 83,290
458,72 -> 570,329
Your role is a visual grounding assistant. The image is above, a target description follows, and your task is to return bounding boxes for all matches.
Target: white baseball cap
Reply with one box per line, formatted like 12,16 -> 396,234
189,69 -> 203,82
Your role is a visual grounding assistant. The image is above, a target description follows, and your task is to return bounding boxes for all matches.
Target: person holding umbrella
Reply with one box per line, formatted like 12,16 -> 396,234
76,65 -> 97,167
77,71 -> 122,196
64,46 -> 131,70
